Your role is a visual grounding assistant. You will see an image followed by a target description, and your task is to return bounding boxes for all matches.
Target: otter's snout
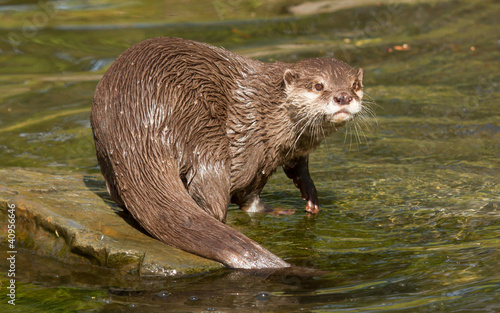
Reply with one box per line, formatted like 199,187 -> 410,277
334,92 -> 353,105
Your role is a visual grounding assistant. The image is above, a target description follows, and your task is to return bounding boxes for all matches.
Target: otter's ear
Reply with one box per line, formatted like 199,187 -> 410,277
284,69 -> 298,86
356,68 -> 364,83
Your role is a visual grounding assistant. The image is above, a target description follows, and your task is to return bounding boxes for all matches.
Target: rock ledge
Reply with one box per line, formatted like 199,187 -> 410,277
0,168 -> 222,277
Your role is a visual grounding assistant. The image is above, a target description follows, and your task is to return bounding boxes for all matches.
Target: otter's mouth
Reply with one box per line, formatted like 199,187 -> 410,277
330,109 -> 354,123
333,109 -> 350,116
323,99 -> 361,124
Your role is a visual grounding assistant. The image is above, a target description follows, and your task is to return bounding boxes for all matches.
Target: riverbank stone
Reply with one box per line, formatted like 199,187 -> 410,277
0,167 -> 223,277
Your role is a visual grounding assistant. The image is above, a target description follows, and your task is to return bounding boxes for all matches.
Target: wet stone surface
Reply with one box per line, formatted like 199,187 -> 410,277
0,167 -> 222,277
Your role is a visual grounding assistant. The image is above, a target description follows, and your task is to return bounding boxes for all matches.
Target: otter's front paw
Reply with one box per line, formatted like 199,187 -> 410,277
305,200 -> 320,214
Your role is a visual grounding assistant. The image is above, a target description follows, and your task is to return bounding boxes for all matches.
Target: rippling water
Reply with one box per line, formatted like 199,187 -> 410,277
0,0 -> 499,312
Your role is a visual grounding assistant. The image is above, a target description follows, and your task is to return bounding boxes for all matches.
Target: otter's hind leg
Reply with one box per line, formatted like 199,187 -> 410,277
187,162 -> 231,223
232,190 -> 271,213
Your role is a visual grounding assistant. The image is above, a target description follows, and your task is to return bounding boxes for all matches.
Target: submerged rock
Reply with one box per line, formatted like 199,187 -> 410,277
0,167 -> 222,277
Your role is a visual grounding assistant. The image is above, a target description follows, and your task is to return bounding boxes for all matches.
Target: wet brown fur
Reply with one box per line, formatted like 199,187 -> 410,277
91,37 -> 364,269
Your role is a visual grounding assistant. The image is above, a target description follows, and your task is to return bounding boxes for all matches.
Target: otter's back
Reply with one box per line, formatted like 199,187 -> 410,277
91,37 -> 251,179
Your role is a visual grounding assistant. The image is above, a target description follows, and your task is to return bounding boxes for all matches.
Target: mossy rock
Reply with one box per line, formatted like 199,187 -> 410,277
0,168 -> 222,277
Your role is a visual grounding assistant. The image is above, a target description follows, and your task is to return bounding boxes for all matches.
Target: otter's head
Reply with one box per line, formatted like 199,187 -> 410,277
283,58 -> 364,127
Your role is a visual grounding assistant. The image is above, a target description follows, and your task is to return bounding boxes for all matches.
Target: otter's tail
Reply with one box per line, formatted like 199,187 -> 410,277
102,158 -> 289,269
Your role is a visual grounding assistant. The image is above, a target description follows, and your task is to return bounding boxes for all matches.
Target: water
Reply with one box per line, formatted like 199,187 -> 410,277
1,0 -> 499,312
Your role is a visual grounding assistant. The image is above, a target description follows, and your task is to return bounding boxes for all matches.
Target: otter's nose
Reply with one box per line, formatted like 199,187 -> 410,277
334,92 -> 353,105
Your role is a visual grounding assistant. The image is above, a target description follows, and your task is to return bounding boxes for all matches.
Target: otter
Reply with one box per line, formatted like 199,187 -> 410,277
90,37 -> 365,269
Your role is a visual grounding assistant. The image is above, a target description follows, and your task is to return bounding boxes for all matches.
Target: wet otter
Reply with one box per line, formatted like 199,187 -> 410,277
91,37 -> 365,269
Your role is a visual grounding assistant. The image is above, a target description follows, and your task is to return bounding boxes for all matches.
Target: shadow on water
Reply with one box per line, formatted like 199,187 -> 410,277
0,0 -> 499,312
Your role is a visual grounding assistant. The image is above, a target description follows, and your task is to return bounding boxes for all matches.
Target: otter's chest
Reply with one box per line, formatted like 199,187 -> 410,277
226,130 -> 284,194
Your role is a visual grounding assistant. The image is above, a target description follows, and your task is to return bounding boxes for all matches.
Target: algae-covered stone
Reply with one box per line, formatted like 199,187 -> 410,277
0,168 -> 222,277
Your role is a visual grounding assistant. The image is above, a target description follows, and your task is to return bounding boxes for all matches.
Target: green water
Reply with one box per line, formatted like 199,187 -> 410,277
1,0 -> 499,312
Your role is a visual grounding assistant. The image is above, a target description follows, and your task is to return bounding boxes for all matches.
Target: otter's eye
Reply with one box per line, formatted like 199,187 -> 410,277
314,83 -> 324,92
352,81 -> 361,91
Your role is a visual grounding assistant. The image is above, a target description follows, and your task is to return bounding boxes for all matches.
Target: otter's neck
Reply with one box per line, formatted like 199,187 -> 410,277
227,61 -> 298,190
233,62 -> 296,150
